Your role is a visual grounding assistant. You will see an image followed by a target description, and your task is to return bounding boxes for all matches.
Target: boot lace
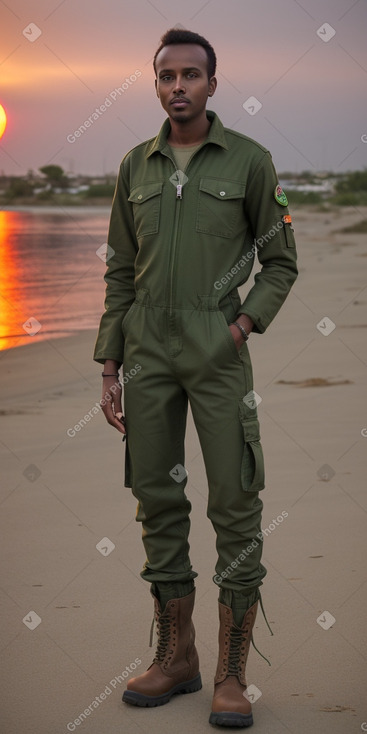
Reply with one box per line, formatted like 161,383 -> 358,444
150,607 -> 177,665
226,591 -> 273,674
227,625 -> 247,675
251,591 -> 273,666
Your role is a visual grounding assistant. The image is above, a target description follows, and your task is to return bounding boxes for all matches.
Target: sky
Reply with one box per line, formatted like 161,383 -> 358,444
0,0 -> 366,177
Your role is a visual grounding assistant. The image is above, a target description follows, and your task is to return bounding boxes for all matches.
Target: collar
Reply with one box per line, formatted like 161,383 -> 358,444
146,110 -> 229,158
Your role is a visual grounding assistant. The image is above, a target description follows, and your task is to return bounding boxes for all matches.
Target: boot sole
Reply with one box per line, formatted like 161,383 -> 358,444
122,673 -> 202,707
209,711 -> 253,727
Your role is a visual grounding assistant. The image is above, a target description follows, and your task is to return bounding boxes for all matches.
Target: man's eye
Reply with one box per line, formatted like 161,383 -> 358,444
161,75 -> 172,81
187,73 -> 197,78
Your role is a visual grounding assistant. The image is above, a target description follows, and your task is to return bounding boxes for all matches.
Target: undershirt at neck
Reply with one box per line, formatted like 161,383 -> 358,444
168,143 -> 201,173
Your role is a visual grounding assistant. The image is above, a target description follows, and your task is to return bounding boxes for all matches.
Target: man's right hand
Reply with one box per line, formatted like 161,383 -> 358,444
101,360 -> 126,435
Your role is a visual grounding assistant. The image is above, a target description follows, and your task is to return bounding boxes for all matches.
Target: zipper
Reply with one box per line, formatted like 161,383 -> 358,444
169,181 -> 183,316
166,146 -> 204,315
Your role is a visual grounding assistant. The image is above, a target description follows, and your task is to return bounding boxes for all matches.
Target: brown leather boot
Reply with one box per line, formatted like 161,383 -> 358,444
122,588 -> 202,707
209,601 -> 258,727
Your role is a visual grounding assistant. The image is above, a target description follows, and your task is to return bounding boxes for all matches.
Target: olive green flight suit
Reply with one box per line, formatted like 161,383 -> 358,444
94,111 -> 298,608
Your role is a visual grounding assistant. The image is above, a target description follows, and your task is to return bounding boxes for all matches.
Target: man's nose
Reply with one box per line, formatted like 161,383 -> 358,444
173,77 -> 186,93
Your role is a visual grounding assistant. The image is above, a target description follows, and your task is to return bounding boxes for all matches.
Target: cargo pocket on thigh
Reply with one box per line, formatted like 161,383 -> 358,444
239,405 -> 265,491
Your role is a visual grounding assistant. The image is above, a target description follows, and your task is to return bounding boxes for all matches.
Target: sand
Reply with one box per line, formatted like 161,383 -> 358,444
0,206 -> 366,734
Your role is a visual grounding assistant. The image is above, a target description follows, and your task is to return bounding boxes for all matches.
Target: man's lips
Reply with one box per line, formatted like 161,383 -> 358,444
170,98 -> 190,106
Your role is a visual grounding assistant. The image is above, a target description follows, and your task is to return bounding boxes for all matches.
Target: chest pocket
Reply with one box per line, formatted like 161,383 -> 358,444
128,182 -> 163,238
196,178 -> 245,239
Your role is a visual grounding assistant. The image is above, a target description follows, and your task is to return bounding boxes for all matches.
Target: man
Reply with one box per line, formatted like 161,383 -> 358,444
94,28 -> 298,728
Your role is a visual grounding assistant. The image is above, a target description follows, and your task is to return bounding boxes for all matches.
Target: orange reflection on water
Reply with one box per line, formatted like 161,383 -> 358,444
0,210 -> 28,351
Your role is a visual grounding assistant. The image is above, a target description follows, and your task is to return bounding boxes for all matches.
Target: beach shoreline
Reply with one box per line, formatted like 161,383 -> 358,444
1,204 -> 112,213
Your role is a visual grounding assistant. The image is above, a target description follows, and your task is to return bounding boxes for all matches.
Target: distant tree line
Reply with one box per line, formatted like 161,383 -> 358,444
1,166 -> 367,206
2,165 -> 116,201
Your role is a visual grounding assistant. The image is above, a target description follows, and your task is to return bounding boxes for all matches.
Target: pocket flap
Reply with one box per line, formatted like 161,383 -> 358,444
128,182 -> 163,204
199,177 -> 245,200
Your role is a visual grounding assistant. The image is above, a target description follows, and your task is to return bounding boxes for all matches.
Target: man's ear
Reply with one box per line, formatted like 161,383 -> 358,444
208,76 -> 217,98
155,78 -> 159,98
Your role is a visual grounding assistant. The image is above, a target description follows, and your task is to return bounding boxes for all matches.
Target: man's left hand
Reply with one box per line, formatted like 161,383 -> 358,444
228,314 -> 253,351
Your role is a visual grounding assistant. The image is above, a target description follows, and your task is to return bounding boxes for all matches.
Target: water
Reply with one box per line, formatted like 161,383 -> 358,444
0,207 -> 111,351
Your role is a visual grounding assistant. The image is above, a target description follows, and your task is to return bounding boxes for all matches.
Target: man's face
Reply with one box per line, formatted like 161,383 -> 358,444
155,43 -> 217,123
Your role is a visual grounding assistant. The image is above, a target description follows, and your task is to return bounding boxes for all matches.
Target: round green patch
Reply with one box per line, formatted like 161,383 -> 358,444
274,184 -> 288,206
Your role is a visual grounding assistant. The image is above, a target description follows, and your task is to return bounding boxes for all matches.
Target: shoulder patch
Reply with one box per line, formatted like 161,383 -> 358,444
274,184 -> 288,207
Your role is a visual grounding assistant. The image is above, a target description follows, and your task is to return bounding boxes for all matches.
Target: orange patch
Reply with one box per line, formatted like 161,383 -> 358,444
282,214 -> 292,224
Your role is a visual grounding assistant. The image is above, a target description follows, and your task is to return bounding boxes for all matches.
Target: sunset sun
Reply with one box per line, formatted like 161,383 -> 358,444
0,104 -> 7,139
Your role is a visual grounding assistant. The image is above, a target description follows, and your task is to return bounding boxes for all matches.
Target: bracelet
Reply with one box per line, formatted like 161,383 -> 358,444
232,321 -> 249,341
101,372 -> 119,377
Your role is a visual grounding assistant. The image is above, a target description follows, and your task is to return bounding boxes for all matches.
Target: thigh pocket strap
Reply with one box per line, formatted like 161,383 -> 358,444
239,406 -> 265,492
